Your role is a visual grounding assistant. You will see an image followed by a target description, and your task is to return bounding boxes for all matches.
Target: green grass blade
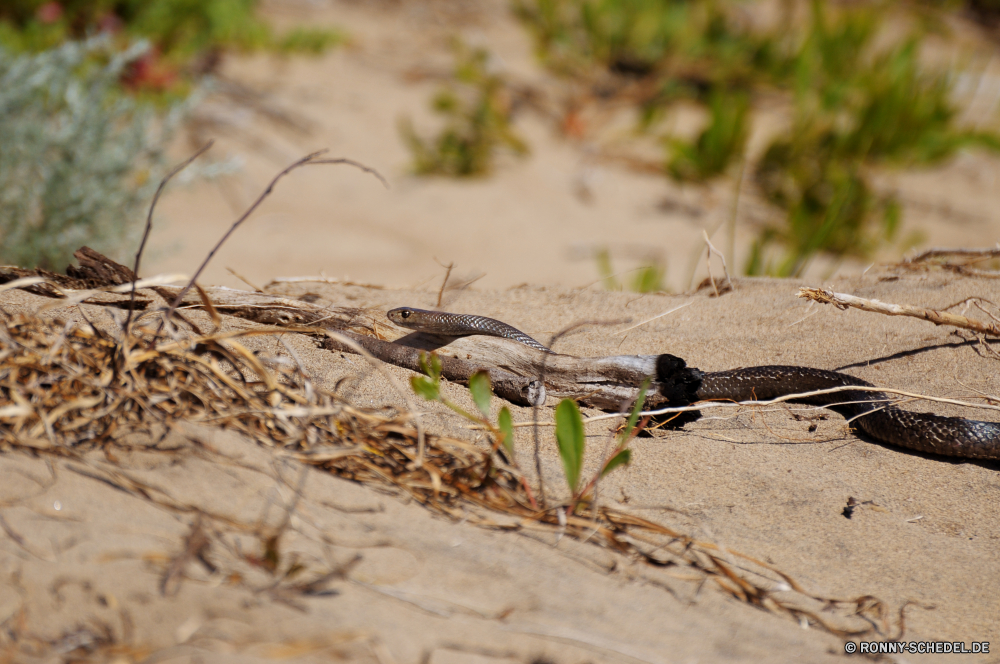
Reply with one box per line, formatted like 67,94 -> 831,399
469,370 -> 492,417
498,406 -> 515,457
555,398 -> 585,494
601,449 -> 631,478
619,377 -> 651,445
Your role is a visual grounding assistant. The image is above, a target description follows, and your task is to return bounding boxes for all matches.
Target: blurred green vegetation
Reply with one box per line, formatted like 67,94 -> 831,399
666,87 -> 749,182
0,38 -> 183,270
0,1 -> 343,270
0,0 -> 345,57
595,249 -> 668,292
402,41 -> 529,177
516,0 -> 1000,277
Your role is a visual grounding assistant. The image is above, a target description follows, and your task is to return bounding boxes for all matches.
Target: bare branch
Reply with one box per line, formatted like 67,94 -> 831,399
163,153 -> 388,325
798,287 -> 1000,337
127,141 -> 214,332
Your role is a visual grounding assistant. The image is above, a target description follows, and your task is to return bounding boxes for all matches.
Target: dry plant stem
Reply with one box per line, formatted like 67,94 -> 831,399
321,330 -> 427,467
799,287 -> 1000,337
616,302 -> 691,335
436,261 -> 454,308
322,330 -> 543,406
499,383 -> 1000,430
163,153 -> 388,325
263,275 -> 386,290
226,266 -> 263,292
127,141 -> 214,332
597,384 -> 1000,424
904,247 -> 1000,263
702,229 -> 733,296
727,157 -> 745,269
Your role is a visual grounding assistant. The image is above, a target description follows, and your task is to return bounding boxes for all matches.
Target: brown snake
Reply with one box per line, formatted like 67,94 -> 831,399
388,307 -> 1000,461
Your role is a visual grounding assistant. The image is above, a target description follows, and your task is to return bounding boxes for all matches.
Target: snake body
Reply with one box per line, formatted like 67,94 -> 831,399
689,364 -> 1000,460
387,307 -> 552,353
388,307 -> 1000,460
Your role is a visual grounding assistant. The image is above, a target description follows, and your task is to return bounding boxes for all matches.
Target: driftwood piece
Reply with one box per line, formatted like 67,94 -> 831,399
150,285 -> 370,330
321,332 -> 546,407
799,287 -> 1000,337
1,252 -> 666,409
326,330 -> 666,410
67,246 -> 138,286
154,287 -> 664,408
150,286 -> 664,409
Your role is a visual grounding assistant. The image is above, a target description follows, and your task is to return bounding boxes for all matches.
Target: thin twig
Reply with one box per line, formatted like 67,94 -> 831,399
903,246 -> 1000,264
799,287 -> 1000,337
163,153 -> 387,326
226,267 -> 263,292
615,302 -> 690,335
436,261 -> 455,308
322,330 -> 426,466
500,383 -> 1000,430
702,229 -> 733,296
127,141 -> 214,332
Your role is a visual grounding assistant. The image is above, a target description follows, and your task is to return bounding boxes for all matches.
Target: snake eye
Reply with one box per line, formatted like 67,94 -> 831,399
400,310 -> 410,319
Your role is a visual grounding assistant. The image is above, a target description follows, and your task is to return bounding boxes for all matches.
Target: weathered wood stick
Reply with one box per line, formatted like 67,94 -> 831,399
798,287 -> 1000,337
321,331 -> 546,407
323,330 -> 669,411
31,281 -> 666,409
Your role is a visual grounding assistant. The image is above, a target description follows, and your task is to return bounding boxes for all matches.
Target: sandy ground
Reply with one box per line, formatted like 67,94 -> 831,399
1,267 -> 999,663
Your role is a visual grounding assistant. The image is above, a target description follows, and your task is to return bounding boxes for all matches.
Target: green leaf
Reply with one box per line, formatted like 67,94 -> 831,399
410,375 -> 439,401
469,370 -> 492,417
497,406 -> 515,457
418,351 -> 442,381
555,398 -> 586,494
600,449 -> 632,478
619,377 -> 652,445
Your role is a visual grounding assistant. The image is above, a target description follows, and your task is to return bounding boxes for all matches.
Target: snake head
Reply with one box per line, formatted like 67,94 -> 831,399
386,307 -> 415,326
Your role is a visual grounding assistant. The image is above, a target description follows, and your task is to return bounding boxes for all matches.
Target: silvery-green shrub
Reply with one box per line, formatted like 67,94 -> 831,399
0,37 -> 185,270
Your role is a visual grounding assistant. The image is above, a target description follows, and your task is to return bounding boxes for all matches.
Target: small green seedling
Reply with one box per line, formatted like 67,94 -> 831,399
410,352 -> 520,480
554,377 -> 651,513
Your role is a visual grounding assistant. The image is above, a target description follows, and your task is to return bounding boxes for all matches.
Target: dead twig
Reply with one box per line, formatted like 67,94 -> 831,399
702,229 -> 733,297
798,287 -> 1000,337
163,153 -> 388,326
898,246 -> 1000,278
903,246 -> 1000,264
435,261 -> 454,308
127,141 -> 214,332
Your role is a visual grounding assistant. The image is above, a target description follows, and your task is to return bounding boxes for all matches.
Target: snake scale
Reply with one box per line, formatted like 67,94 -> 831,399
387,307 -> 1000,461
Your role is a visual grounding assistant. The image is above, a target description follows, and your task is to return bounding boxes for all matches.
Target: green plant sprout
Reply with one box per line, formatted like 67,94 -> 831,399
410,352 -> 528,502
401,40 -> 529,177
410,352 -> 649,513
553,377 -> 651,514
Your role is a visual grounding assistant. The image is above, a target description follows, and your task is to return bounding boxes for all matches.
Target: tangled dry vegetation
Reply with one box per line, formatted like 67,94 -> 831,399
0,250 -> 914,662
